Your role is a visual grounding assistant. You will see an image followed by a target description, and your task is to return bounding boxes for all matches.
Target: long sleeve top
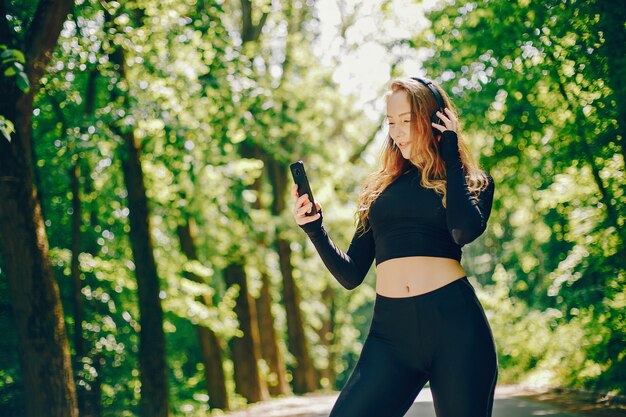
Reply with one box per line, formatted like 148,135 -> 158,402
299,130 -> 495,290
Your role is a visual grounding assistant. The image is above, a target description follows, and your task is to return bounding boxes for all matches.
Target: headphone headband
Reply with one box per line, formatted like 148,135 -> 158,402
410,77 -> 445,135
410,77 -> 445,111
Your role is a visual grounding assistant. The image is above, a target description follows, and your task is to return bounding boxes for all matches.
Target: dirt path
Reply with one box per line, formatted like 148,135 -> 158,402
219,385 -> 626,417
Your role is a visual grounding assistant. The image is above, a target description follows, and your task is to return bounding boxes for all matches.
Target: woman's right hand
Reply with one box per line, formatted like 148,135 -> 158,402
291,184 -> 322,226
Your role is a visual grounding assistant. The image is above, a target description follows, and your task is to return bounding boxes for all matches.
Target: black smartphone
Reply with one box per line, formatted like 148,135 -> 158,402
289,160 -> 318,216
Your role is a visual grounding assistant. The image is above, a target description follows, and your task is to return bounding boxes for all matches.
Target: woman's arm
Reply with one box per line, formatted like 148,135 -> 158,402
438,130 -> 495,246
299,213 -> 375,290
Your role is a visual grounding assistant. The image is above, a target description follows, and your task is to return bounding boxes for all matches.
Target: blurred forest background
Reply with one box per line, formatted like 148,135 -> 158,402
0,0 -> 624,416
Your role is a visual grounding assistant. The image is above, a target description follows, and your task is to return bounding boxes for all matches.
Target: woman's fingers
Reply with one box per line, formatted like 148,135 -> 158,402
433,108 -> 459,142
291,183 -> 323,225
432,122 -> 445,132
297,201 -> 313,216
436,108 -> 458,131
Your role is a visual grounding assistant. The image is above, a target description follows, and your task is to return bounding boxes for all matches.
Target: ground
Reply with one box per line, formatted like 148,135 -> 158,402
218,385 -> 626,417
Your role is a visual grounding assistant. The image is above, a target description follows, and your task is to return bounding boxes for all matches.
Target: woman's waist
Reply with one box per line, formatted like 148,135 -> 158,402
375,256 -> 466,297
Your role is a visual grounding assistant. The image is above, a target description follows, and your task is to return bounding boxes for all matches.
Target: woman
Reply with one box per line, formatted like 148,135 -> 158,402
291,77 -> 498,417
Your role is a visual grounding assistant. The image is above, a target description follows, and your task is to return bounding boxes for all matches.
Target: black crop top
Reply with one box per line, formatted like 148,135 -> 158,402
299,130 -> 495,290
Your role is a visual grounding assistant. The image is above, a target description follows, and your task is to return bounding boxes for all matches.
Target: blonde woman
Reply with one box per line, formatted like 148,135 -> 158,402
292,77 -> 497,417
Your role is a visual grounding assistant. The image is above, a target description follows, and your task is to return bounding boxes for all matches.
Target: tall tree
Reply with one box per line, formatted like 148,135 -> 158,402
239,142 -> 291,395
103,4 -> 170,416
177,216 -> 230,410
223,262 -> 269,402
0,1 -> 78,416
268,0 -> 320,393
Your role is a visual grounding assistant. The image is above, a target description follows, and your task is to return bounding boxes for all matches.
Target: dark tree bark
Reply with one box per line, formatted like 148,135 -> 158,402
81,162 -> 104,417
256,271 -> 290,396
69,68 -> 104,417
318,285 -> 336,388
69,161 -> 88,410
240,0 -> 269,43
240,142 -> 290,396
0,1 -> 78,416
103,7 -> 170,415
177,219 -> 230,410
223,263 -> 268,403
119,128 -> 171,417
239,0 -> 317,395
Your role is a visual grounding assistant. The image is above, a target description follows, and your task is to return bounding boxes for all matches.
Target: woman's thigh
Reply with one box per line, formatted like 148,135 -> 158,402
329,336 -> 428,417
428,280 -> 498,417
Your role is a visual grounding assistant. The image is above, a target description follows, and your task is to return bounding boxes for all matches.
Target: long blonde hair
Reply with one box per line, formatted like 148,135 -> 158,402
356,77 -> 490,234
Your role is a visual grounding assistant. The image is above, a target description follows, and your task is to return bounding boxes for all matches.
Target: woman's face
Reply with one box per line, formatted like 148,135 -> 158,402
386,89 -> 413,159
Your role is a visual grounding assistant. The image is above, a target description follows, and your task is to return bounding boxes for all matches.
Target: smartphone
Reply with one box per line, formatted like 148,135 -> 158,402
289,160 -> 318,216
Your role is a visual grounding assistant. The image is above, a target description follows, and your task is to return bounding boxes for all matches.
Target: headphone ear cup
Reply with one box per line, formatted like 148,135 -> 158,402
431,112 -> 442,135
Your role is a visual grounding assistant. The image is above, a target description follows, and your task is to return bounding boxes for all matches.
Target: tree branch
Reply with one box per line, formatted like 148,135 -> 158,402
24,0 -> 75,91
241,0 -> 270,44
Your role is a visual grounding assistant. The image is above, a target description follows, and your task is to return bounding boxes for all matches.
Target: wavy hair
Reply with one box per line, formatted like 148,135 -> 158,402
356,77 -> 491,234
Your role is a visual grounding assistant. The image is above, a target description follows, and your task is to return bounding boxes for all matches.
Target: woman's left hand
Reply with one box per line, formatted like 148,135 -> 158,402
432,108 -> 458,140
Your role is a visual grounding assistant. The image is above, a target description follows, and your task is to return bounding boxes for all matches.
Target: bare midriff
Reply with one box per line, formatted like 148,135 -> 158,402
375,256 -> 467,298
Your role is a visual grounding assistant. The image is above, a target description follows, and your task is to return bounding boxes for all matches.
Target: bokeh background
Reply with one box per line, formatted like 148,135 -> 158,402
1,0 -> 624,416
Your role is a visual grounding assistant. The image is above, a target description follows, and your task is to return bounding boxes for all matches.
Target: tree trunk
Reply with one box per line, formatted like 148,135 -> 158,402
83,188 -> 104,417
318,285 -> 336,388
102,7 -> 170,412
0,1 -> 78,415
239,142 -> 290,396
69,161 -> 88,413
78,70 -> 104,417
177,219 -> 230,410
119,129 -> 171,417
256,271 -> 290,396
223,263 -> 268,403
0,101 -> 79,417
275,237 -> 319,393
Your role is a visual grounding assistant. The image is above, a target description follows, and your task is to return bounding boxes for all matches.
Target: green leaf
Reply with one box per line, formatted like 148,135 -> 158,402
0,116 -> 14,143
0,48 -> 25,63
0,126 -> 11,142
12,49 -> 25,63
4,67 -> 16,77
16,72 -> 30,93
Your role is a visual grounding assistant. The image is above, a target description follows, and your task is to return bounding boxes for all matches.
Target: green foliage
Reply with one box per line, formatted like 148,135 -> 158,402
0,44 -> 30,143
420,0 -> 626,394
0,45 -> 30,93
2,0 -> 625,415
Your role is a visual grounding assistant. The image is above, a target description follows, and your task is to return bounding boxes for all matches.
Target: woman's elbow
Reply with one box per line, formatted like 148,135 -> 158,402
336,274 -> 365,290
450,225 -> 485,246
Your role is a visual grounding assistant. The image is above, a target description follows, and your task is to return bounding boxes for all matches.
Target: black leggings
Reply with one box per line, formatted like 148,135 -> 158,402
329,277 -> 498,417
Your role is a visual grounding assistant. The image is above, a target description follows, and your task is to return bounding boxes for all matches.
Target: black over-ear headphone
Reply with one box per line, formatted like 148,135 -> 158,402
410,77 -> 445,135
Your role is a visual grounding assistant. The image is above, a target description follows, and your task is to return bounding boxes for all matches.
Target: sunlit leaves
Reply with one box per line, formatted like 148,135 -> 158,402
420,0 -> 626,393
